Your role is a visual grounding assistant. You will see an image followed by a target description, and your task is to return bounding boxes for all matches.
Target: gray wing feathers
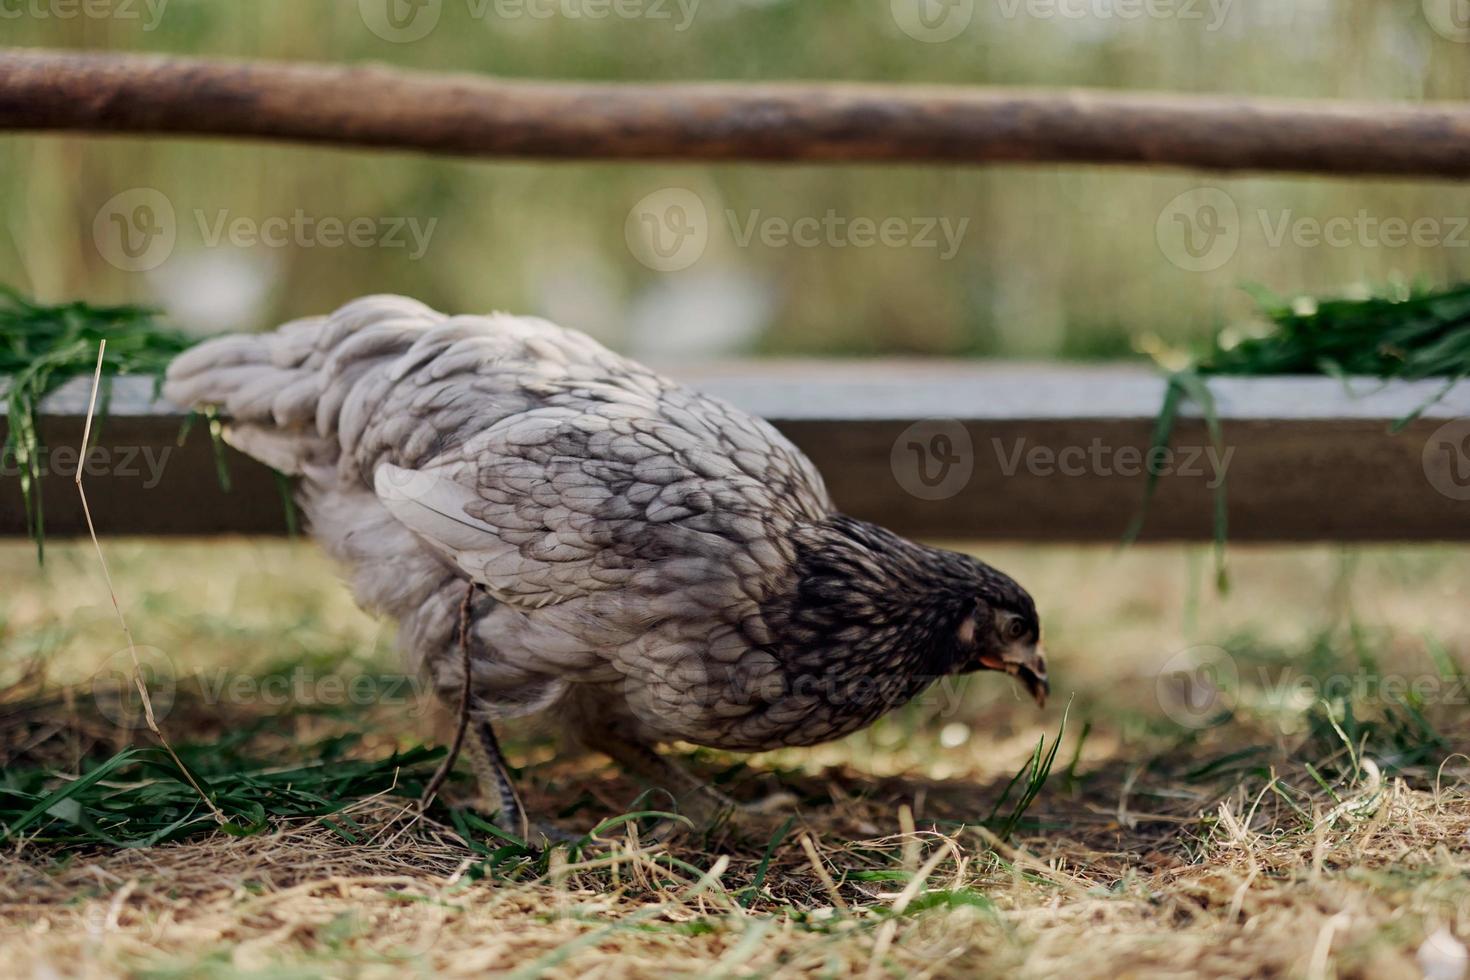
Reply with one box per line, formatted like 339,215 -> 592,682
165,292 -> 832,638
164,295 -> 443,432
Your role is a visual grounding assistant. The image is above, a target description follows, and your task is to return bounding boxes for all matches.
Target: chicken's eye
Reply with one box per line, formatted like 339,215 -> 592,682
1003,617 -> 1028,641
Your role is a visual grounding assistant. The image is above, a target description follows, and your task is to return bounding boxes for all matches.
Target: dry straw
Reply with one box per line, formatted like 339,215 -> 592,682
74,340 -> 223,825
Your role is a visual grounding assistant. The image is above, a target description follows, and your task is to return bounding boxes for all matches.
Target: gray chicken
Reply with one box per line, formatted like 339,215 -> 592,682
164,295 -> 1047,837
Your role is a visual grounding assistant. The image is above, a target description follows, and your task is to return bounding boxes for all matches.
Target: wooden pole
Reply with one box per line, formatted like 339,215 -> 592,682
3,48 -> 1470,177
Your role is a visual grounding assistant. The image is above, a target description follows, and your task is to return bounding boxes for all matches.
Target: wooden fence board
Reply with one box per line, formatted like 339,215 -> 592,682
4,365 -> 1468,542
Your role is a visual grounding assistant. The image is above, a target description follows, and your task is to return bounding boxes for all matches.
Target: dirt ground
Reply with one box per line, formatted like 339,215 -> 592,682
2,539 -> 1468,979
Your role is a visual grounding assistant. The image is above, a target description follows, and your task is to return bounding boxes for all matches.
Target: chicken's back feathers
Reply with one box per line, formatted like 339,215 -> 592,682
164,296 -> 846,746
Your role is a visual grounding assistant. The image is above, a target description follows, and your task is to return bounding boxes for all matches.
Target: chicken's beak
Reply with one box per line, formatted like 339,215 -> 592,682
983,643 -> 1049,708
1016,655 -> 1049,708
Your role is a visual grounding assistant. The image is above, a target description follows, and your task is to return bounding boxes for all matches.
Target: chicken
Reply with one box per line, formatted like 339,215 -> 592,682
164,295 -> 1047,837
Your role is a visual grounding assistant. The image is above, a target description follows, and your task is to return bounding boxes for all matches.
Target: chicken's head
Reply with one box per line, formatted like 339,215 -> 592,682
958,580 -> 1048,707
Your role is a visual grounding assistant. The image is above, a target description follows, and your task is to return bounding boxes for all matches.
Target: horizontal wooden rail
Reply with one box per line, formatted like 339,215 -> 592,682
5,49 -> 1470,177
4,365 -> 1469,542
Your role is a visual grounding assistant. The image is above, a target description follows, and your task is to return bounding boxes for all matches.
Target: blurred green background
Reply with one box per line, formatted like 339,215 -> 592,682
4,0 -> 1470,359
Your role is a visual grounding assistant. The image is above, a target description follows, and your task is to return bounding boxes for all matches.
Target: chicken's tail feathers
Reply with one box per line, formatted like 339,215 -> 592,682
163,295 -> 444,474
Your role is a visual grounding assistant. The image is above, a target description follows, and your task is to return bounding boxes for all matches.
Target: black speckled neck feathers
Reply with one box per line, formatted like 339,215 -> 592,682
772,515 -> 1000,678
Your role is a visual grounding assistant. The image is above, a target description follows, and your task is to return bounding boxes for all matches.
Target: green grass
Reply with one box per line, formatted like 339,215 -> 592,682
0,730 -> 444,849
985,701 -> 1071,840
0,286 -> 301,559
1133,281 -> 1470,588
0,688 -> 1073,872
1202,282 -> 1470,390
0,286 -> 194,562
4,541 -> 1466,976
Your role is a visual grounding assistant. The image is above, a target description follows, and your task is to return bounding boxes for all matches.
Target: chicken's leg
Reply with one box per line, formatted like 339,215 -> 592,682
593,734 -> 798,838
466,718 -> 531,841
596,733 -> 740,828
